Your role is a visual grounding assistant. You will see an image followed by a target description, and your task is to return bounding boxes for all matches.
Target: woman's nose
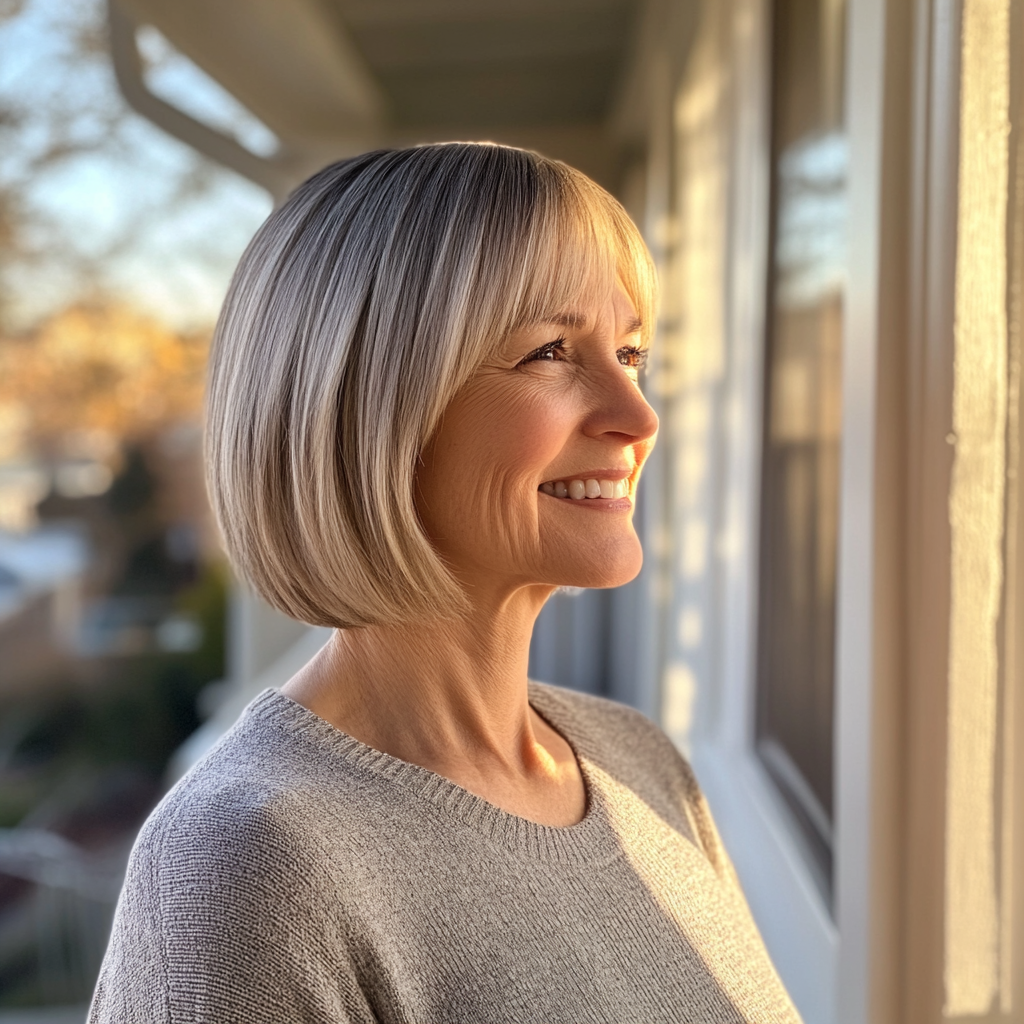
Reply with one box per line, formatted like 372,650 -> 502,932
582,362 -> 660,445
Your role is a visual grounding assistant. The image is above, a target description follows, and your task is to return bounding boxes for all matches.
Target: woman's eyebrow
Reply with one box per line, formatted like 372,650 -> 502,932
537,312 -> 643,333
543,311 -> 588,329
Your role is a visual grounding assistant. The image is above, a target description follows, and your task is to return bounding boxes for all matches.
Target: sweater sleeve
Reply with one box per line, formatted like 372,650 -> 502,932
88,785 -> 377,1024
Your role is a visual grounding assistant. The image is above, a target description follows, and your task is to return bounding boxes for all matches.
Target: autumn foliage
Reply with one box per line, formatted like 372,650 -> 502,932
0,302 -> 210,457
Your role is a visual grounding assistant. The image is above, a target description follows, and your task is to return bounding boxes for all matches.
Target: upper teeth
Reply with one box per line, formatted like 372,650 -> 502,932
539,478 -> 629,500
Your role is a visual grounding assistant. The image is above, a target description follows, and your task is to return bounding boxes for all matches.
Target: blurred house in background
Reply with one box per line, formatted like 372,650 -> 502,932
0,0 -> 1021,1021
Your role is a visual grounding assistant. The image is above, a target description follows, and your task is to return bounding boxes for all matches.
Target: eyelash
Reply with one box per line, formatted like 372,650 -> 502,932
519,339 -> 648,371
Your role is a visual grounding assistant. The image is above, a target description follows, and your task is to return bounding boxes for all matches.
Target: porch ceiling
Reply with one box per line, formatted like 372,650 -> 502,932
116,0 -> 641,141
335,0 -> 637,128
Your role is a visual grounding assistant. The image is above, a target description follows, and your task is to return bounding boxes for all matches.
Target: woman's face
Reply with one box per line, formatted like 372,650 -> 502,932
416,281 -> 659,601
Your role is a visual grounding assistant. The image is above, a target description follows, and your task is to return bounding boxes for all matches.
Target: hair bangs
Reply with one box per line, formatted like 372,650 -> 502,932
489,161 -> 658,352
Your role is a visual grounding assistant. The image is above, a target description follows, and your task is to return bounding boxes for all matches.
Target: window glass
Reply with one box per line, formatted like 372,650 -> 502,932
756,0 -> 847,903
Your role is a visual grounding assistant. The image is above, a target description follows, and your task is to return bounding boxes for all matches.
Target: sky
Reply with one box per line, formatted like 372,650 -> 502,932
0,0 -> 273,330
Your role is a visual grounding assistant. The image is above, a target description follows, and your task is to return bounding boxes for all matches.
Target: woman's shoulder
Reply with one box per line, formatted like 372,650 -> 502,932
528,680 -> 728,873
132,689 -> 364,882
111,691 -> 358,965
528,680 -> 700,800
91,693 -> 368,1023
528,679 -> 682,767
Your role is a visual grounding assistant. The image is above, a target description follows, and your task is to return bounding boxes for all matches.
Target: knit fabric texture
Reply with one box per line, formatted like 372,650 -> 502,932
88,682 -> 803,1024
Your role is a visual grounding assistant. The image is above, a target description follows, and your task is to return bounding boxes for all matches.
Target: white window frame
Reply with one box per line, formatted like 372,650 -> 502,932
636,1 -> 921,1021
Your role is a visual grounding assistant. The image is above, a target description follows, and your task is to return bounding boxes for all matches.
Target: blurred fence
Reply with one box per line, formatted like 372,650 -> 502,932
0,826 -> 127,1012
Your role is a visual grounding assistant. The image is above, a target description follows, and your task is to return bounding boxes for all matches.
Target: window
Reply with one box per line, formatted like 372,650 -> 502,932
756,0 -> 848,905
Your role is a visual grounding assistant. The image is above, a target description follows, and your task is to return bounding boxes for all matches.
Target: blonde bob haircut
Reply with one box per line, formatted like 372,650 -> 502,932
206,142 -> 657,628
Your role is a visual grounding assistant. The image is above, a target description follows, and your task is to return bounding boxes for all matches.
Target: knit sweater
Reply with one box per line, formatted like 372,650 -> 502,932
88,682 -> 802,1024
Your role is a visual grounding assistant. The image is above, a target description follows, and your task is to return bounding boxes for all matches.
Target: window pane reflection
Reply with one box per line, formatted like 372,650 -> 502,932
756,0 -> 847,903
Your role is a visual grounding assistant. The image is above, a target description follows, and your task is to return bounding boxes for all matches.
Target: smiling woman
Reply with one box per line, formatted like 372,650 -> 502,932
87,143 -> 802,1024
206,143 -> 655,629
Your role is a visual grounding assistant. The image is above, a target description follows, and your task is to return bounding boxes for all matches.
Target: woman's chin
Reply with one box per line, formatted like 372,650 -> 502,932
546,545 -> 644,590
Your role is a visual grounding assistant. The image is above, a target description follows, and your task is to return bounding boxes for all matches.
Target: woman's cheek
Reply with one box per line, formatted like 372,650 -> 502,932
507,394 -> 577,469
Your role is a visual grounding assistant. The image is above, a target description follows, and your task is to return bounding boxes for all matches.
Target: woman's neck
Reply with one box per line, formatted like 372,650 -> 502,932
280,587 -> 587,826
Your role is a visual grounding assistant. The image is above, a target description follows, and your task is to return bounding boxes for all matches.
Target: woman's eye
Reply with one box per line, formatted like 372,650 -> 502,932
519,338 -> 566,365
618,346 -> 648,371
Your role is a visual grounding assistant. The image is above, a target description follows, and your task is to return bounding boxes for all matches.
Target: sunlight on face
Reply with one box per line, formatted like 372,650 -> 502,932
415,283 -> 659,599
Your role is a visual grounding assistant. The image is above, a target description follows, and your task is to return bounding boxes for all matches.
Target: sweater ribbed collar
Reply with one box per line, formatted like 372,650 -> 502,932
244,683 -> 623,866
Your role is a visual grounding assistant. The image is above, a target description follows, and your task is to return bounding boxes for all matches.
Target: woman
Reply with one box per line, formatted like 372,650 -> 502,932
89,143 -> 802,1024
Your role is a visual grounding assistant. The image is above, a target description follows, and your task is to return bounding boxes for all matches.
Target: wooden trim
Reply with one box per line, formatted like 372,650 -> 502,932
902,0 -> 960,1020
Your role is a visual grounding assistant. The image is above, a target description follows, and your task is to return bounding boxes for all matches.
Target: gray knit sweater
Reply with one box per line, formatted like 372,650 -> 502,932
88,683 -> 802,1024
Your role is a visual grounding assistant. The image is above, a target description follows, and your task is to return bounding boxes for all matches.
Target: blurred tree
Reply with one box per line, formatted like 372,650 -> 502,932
0,12 -> 245,1005
0,302 -> 208,458
0,0 -> 267,334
